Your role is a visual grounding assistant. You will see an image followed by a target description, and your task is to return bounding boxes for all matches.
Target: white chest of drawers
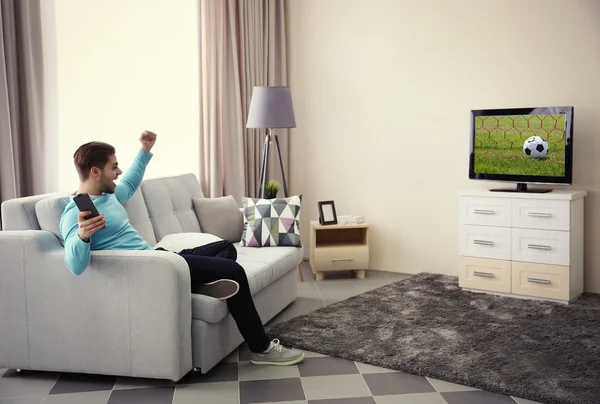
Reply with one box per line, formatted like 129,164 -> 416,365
458,189 -> 586,303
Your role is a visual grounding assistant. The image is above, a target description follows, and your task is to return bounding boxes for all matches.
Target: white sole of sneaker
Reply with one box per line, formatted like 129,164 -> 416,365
195,279 -> 240,300
250,352 -> 305,366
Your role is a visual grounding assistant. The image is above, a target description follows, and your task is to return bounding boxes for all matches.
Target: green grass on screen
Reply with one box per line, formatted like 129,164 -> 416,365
473,114 -> 566,177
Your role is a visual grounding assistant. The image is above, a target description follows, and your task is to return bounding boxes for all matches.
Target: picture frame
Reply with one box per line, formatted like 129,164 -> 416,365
318,200 -> 338,225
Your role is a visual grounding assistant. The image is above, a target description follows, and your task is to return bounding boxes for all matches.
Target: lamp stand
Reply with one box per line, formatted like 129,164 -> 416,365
257,128 -> 289,198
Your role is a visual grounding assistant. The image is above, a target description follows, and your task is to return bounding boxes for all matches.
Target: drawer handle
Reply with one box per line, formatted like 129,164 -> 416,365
527,277 -> 551,285
474,239 -> 495,246
473,271 -> 495,278
527,243 -> 551,251
330,258 -> 354,262
528,212 -> 552,218
473,209 -> 496,215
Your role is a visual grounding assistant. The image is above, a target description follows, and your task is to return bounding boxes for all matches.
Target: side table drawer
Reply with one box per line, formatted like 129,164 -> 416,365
511,261 -> 570,301
459,256 -> 511,293
313,245 -> 368,271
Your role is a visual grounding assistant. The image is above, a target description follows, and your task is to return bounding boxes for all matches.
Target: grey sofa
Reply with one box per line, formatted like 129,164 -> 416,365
0,173 -> 302,382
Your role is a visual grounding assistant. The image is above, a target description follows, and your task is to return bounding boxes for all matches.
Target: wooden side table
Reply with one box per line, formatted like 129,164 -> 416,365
309,220 -> 370,281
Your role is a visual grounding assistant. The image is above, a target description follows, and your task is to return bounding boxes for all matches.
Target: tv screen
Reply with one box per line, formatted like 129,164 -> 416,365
469,106 -> 573,192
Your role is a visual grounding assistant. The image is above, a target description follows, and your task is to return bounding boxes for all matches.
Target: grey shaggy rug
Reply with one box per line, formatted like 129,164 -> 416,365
265,273 -> 600,404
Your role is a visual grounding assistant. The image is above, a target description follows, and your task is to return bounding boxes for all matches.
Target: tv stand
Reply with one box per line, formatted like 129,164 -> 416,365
458,188 -> 587,303
489,183 -> 552,193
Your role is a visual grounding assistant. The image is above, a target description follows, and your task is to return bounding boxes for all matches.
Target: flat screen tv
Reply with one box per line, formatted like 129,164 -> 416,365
469,106 -> 574,193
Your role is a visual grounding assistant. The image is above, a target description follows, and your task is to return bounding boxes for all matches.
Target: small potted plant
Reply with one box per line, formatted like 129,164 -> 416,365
265,179 -> 281,199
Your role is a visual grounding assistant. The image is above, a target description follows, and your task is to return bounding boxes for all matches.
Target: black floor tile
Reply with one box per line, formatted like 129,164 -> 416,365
240,377 -> 305,404
309,398 -> 376,404
442,390 -> 520,404
107,386 -> 175,404
362,371 -> 436,395
176,362 -> 238,385
49,373 -> 117,395
298,357 -> 359,377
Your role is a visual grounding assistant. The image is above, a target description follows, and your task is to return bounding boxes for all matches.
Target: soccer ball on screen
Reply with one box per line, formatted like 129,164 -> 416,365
523,136 -> 548,159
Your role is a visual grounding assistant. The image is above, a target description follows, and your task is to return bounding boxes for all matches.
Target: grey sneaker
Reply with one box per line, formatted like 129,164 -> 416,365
194,279 -> 239,300
251,339 -> 305,366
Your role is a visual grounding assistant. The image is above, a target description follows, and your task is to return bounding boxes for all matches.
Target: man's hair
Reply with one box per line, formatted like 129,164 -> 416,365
73,141 -> 116,180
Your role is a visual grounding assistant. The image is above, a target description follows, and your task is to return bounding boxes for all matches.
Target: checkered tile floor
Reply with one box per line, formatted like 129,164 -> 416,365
0,265 -> 542,404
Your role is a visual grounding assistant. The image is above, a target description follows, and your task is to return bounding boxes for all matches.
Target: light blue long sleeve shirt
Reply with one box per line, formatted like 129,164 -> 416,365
60,149 -> 154,275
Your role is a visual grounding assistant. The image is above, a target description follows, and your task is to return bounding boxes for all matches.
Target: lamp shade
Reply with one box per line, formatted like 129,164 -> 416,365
246,86 -> 296,129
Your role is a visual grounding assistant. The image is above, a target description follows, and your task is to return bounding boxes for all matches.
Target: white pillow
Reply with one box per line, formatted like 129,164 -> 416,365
153,232 -> 223,252
35,194 -> 71,246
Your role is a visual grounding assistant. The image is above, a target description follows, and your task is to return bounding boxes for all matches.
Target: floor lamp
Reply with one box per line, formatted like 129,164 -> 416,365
246,86 -> 296,198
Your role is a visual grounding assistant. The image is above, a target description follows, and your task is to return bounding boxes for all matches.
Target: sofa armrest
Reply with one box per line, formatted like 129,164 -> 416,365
0,230 -> 192,381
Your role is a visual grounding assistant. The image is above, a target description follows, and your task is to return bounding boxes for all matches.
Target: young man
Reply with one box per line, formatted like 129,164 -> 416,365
59,131 -> 304,366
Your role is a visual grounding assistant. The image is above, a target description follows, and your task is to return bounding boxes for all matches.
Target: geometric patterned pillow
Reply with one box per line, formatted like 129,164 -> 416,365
240,194 -> 302,247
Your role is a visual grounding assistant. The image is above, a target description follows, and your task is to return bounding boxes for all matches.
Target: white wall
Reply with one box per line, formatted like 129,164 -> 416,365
286,0 -> 600,292
53,0 -> 200,192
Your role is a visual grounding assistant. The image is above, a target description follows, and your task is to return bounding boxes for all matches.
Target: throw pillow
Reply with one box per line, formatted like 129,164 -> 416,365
241,194 -> 302,247
153,232 -> 223,252
192,195 -> 244,242
35,195 -> 71,246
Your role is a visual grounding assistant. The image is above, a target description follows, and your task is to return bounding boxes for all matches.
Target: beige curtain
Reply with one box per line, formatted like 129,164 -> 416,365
198,0 -> 289,201
0,0 -> 46,227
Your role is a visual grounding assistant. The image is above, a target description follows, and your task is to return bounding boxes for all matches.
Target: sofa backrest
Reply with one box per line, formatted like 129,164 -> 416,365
139,173 -> 204,242
120,189 -> 157,245
0,173 -> 204,247
22,189 -> 157,246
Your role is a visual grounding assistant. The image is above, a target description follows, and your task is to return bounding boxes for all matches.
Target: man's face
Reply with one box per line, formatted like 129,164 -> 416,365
98,154 -> 123,194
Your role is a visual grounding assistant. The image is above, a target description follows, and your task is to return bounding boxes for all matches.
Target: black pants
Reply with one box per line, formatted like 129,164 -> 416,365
169,241 -> 270,353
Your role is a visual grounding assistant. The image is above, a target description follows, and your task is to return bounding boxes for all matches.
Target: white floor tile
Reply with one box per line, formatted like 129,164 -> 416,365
0,397 -> 45,404
173,381 -> 238,404
375,392 -> 448,404
512,397 -> 544,404
282,298 -> 324,320
41,390 -> 110,404
0,373 -> 60,400
238,361 -> 300,381
355,362 -> 397,374
426,377 -> 479,393
301,374 -> 371,400
259,402 -> 307,404
302,351 -> 328,358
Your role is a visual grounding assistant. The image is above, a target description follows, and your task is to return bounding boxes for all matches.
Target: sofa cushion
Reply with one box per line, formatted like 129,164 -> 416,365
192,195 -> 244,242
241,195 -> 303,247
141,174 -> 203,242
236,243 -> 303,295
189,243 -> 303,323
35,195 -> 71,245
